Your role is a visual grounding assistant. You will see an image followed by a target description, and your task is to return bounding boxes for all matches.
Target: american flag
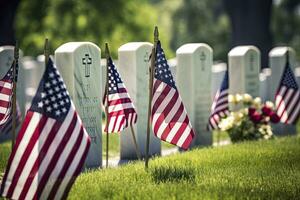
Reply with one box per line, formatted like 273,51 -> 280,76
0,63 -> 14,127
208,71 -> 229,130
0,58 -> 91,200
0,102 -> 22,135
275,59 -> 300,124
151,41 -> 195,150
104,57 -> 137,133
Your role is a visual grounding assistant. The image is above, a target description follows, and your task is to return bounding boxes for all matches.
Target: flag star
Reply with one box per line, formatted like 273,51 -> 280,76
55,86 -> 60,92
62,107 -> 67,113
51,96 -> 56,102
113,87 -> 117,90
55,110 -> 61,116
48,89 -> 54,95
41,92 -> 46,98
49,72 -> 55,78
57,93 -> 62,99
45,82 -> 51,88
53,103 -> 58,109
60,100 -> 65,106
47,106 -> 52,112
65,99 -> 69,103
52,79 -> 57,85
38,101 -> 43,108
44,99 -> 50,105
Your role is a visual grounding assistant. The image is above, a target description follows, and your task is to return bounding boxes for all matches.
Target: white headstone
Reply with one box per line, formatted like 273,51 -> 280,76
0,46 -> 24,142
228,46 -> 260,98
168,57 -> 177,79
269,47 -> 297,136
259,68 -> 272,102
55,42 -> 102,168
19,56 -> 44,114
118,42 -> 161,159
212,62 -> 227,100
295,67 -> 300,86
176,43 -> 213,147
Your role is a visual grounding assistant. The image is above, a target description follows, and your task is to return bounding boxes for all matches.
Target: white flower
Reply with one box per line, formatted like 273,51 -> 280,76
252,97 -> 262,108
265,101 -> 274,109
218,116 -> 235,131
243,93 -> 252,103
228,94 -> 235,103
235,94 -> 243,103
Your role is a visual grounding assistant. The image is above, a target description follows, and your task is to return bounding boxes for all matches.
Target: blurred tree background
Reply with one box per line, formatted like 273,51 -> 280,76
0,0 -> 299,65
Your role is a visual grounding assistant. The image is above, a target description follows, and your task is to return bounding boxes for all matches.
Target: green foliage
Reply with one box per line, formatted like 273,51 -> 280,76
272,0 -> 300,61
170,0 -> 231,61
67,136 -> 300,199
15,0 -> 160,57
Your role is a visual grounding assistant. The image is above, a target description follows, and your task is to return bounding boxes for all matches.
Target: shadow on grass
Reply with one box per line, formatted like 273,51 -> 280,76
150,165 -> 195,183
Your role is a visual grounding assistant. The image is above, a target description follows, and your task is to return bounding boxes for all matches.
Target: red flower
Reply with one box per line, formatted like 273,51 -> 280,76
248,107 -> 256,116
270,112 -> 280,123
250,112 -> 263,124
261,105 -> 272,116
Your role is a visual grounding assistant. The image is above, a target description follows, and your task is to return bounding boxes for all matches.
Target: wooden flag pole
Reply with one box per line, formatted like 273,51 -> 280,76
44,38 -> 49,66
145,26 -> 159,169
130,125 -> 141,160
11,41 -> 19,150
105,43 -> 110,168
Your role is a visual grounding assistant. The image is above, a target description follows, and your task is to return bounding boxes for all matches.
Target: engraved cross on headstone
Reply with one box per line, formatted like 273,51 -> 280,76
249,53 -> 254,71
82,54 -> 92,77
144,51 -> 150,75
144,51 -> 150,63
200,51 -> 206,71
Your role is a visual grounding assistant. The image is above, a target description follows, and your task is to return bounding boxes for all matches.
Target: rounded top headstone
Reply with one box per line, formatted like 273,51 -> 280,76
55,42 -> 100,53
176,43 -> 212,54
118,42 -> 153,52
0,46 -> 14,52
269,46 -> 295,57
228,45 -> 260,57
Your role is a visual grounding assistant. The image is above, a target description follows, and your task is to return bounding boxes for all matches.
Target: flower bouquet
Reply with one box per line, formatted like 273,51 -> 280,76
219,94 -> 280,143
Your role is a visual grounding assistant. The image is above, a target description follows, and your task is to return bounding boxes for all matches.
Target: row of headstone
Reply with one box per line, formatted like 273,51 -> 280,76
0,43 -> 298,169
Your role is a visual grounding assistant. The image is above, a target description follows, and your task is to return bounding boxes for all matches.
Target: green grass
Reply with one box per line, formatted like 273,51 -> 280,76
68,136 -> 300,199
103,133 -> 177,158
0,141 -> 11,174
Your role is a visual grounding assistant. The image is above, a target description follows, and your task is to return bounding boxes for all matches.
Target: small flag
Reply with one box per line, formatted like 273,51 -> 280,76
275,59 -> 300,124
151,41 -> 195,150
208,71 -> 229,130
104,57 -> 138,133
0,63 -> 14,127
0,102 -> 22,135
0,58 -> 91,200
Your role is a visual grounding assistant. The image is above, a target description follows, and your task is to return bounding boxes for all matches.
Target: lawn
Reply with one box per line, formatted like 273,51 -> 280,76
68,136 -> 300,199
